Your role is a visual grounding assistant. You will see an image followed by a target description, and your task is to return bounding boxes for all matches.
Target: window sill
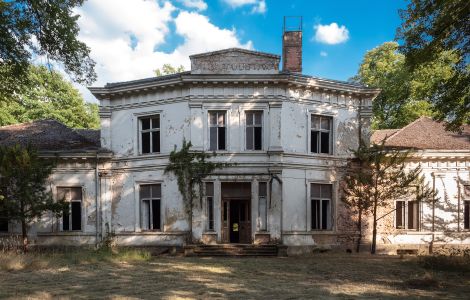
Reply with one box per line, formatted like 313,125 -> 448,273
37,232 -> 91,236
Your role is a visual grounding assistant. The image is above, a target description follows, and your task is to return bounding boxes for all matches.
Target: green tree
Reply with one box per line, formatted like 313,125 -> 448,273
341,140 -> 435,254
353,42 -> 458,129
154,64 -> 185,76
397,0 -> 469,131
0,0 -> 96,88
164,139 -> 228,242
0,65 -> 99,129
0,145 -> 68,251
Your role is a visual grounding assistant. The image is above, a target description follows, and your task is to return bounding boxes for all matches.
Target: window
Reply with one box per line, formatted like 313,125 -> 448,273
464,200 -> 470,230
311,115 -> 332,154
311,183 -> 332,230
57,187 -> 82,231
140,115 -> 160,154
0,208 -> 8,232
395,200 -> 419,230
246,111 -> 263,150
258,182 -> 268,231
140,184 -> 161,231
206,182 -> 214,231
209,111 -> 226,151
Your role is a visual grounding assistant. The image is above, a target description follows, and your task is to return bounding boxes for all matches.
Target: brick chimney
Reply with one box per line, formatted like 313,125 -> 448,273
282,16 -> 302,73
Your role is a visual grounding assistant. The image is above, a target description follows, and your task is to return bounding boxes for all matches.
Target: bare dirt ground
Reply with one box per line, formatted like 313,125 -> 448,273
0,251 -> 469,299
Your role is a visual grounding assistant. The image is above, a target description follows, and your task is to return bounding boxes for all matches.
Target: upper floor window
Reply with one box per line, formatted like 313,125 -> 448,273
140,184 -> 161,231
311,183 -> 332,230
140,115 -> 160,154
209,111 -> 226,151
57,187 -> 82,231
246,111 -> 263,150
311,115 -> 332,154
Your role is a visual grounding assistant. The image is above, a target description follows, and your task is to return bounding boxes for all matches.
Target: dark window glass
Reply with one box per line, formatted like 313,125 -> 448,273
63,210 -> 70,231
224,202 -> 228,221
142,132 -> 151,153
152,200 -> 161,230
218,127 -> 226,150
259,182 -> 267,197
408,201 -> 419,230
152,116 -> 160,129
311,131 -> 319,153
0,208 -> 7,232
396,201 -> 404,229
141,118 -> 150,130
254,127 -> 262,150
71,202 -> 82,230
464,201 -> 469,230
320,132 -> 330,154
208,198 -> 214,230
152,131 -> 160,153
246,127 -> 254,150
140,185 -> 151,199
311,199 -> 320,230
322,200 -> 329,229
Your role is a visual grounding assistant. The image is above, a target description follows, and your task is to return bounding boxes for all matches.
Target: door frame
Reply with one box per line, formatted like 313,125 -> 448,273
221,197 -> 252,244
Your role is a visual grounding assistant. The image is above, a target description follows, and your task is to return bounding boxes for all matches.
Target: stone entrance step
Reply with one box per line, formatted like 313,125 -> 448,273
186,244 -> 279,257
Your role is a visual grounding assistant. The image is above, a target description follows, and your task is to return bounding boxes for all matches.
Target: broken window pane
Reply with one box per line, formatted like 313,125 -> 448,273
320,132 -> 330,154
218,127 -> 226,150
71,202 -> 82,230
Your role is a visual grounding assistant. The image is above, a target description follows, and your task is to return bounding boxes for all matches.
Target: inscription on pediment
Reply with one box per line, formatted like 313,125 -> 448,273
190,49 -> 280,75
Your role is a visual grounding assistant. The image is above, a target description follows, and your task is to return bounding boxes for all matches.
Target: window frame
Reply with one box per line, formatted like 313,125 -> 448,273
205,182 -> 215,231
395,199 -> 420,231
310,183 -> 333,231
310,114 -> 333,155
208,110 -> 227,151
140,184 -> 162,231
245,110 -> 263,151
139,114 -> 161,155
57,186 -> 83,232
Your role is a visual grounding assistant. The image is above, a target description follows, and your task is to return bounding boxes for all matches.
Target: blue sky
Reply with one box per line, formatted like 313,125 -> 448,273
71,0 -> 407,101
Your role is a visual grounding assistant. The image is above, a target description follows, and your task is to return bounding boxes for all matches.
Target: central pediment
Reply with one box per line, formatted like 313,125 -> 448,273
190,48 -> 280,75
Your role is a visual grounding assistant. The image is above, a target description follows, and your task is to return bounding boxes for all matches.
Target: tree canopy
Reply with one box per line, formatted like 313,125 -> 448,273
353,42 -> 458,129
0,0 -> 95,88
0,145 -> 68,251
154,64 -> 185,77
396,0 -> 469,131
0,64 -> 99,129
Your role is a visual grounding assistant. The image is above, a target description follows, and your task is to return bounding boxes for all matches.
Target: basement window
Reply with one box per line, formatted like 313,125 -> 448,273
206,182 -> 214,231
57,187 -> 82,231
140,184 -> 161,231
209,111 -> 226,151
140,115 -> 160,154
311,115 -> 332,154
396,200 -> 419,230
246,111 -> 263,150
258,182 -> 268,231
311,183 -> 332,230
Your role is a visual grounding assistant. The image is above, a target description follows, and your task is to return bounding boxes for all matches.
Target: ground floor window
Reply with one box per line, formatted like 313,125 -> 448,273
57,187 -> 82,231
464,200 -> 470,230
396,200 -> 419,230
140,184 -> 161,231
311,183 -> 332,230
206,182 -> 214,231
0,209 -> 8,232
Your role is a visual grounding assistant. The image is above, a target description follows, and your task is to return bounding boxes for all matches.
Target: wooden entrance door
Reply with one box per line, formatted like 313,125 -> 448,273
222,199 -> 251,243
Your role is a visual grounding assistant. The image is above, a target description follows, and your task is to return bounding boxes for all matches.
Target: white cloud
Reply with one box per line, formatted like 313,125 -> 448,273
320,51 -> 328,57
222,0 -> 266,14
73,0 -> 252,101
314,23 -> 349,45
179,0 -> 207,11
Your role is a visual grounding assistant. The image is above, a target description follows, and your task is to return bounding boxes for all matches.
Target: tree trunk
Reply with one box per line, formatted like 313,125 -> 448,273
371,198 -> 378,254
21,220 -> 28,253
356,207 -> 362,253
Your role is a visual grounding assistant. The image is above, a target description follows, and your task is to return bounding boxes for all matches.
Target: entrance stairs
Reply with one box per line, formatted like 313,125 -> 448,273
186,244 -> 278,257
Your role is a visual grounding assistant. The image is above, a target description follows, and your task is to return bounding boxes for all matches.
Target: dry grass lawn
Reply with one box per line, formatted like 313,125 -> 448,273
0,249 -> 469,299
